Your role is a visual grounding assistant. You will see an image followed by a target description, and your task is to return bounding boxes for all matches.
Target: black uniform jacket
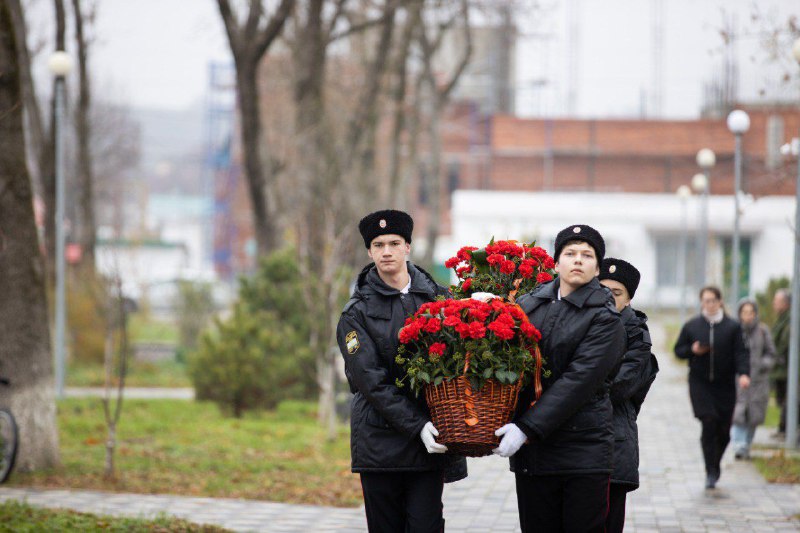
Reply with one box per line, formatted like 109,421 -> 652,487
674,314 -> 750,420
610,306 -> 658,490
336,262 -> 467,480
511,277 -> 626,476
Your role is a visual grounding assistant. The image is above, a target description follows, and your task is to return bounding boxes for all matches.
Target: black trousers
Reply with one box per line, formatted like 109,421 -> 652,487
700,415 -> 731,478
515,473 -> 610,533
360,470 -> 444,533
605,484 -> 628,533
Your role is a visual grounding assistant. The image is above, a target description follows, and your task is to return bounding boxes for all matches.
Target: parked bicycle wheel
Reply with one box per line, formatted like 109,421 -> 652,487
0,408 -> 18,483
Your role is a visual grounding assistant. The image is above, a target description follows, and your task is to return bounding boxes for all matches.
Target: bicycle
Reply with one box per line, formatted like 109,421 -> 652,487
0,377 -> 18,483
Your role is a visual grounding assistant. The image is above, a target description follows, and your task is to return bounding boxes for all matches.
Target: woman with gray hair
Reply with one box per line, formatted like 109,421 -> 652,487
731,299 -> 776,459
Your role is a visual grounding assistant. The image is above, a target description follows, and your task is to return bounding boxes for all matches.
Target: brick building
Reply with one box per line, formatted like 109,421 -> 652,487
413,103 -> 800,240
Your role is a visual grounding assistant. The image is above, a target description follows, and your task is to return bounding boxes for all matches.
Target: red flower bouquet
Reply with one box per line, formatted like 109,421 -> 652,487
446,239 -> 555,302
395,239 -> 557,456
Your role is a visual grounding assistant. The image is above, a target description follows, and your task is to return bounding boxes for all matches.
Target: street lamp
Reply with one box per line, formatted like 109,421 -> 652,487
48,50 -> 73,399
785,36 -> 800,450
695,149 -> 715,287
677,185 -> 692,324
727,109 -> 750,307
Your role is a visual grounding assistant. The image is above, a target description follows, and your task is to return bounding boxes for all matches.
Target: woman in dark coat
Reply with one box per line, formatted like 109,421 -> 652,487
731,299 -> 775,459
674,286 -> 750,489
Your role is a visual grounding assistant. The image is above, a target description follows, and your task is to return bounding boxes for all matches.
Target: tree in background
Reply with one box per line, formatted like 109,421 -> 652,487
756,277 -> 791,327
0,0 -> 61,471
188,248 -> 319,416
70,0 -> 97,273
216,0 -> 295,256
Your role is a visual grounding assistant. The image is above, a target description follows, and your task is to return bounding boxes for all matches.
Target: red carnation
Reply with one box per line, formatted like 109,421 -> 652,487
488,320 -> 515,340
468,321 -> 487,339
537,272 -> 553,283
521,322 -> 542,342
461,278 -> 473,291
486,253 -> 504,265
500,259 -> 516,274
456,321 -> 472,339
445,256 -> 460,269
543,256 -> 555,269
423,318 -> 442,333
428,342 -> 446,356
519,263 -> 534,279
443,316 -> 462,328
456,265 -> 472,276
457,246 -> 478,261
469,307 -> 490,322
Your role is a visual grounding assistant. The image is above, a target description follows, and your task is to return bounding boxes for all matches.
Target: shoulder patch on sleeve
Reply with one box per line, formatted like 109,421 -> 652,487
345,330 -> 360,355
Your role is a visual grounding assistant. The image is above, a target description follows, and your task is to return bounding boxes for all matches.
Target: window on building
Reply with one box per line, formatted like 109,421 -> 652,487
654,234 -> 698,288
448,161 -> 461,195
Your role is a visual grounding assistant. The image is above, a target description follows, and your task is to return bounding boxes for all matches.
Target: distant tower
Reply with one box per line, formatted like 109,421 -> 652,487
650,0 -> 664,117
204,62 -> 237,280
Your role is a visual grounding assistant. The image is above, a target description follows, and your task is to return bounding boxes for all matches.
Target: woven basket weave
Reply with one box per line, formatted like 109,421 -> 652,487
423,342 -> 543,457
424,375 -> 522,457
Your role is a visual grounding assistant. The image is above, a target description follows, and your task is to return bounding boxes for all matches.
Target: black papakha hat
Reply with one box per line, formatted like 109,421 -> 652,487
600,257 -> 641,299
553,224 -> 605,264
358,209 -> 414,248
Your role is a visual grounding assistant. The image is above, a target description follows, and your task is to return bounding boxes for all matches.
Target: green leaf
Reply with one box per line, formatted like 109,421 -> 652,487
482,367 -> 493,378
434,376 -> 444,386
419,371 -> 431,383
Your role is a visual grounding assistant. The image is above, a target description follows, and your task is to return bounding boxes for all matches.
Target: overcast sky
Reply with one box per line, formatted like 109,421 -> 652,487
62,0 -> 800,117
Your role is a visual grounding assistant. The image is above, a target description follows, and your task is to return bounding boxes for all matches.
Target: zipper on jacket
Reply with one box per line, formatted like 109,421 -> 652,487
709,323 -> 715,382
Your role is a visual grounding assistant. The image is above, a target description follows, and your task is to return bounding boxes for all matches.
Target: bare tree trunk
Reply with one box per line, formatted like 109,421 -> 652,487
102,271 -> 128,480
71,0 -> 96,271
8,0 -> 64,280
217,0 -> 294,257
0,0 -> 61,471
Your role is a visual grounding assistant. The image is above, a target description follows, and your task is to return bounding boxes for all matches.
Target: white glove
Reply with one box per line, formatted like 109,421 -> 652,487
493,423 -> 527,458
420,421 -> 448,454
471,292 -> 499,302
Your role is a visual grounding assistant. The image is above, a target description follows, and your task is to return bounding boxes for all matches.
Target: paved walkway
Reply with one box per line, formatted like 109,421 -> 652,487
3,320 -> 800,531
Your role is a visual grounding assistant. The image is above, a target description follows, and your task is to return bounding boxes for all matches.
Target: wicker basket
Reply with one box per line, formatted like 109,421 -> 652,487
424,375 -> 522,457
423,345 -> 543,457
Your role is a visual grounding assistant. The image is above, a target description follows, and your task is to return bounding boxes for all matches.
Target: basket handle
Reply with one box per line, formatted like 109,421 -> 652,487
462,352 -> 479,426
529,344 -> 543,408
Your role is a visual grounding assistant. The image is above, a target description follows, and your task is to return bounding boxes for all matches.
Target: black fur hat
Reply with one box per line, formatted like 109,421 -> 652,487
554,224 -> 606,264
358,209 -> 413,248
600,257 -> 641,298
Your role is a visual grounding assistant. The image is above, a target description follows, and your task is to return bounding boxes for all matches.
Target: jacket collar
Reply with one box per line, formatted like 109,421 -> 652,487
356,262 -> 440,320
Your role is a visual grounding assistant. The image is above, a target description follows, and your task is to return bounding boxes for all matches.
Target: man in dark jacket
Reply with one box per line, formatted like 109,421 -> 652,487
336,209 -> 466,533
599,258 -> 659,533
674,286 -> 750,489
771,289 -> 791,435
493,224 -> 626,533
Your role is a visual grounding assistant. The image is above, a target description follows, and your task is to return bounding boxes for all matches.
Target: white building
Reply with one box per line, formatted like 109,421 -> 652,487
443,190 -> 796,310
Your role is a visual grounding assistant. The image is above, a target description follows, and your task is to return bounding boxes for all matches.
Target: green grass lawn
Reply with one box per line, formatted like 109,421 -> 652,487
67,359 -> 190,388
8,399 -> 361,507
0,500 -> 229,532
129,315 -> 180,344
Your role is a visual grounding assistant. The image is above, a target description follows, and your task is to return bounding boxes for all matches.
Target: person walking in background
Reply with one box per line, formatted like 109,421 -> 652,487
674,286 -> 750,489
495,225 -> 626,532
336,209 -> 466,532
599,258 -> 659,533
770,289 -> 791,437
731,299 -> 776,459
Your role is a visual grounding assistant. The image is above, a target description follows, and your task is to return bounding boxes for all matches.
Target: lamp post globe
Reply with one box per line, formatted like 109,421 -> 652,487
677,184 -> 691,198
727,109 -> 750,134
696,148 -> 716,170
691,173 -> 707,193
47,51 -> 73,77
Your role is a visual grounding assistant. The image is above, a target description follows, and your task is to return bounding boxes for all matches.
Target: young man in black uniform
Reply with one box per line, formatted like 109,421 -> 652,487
493,224 -> 626,533
599,258 -> 659,533
336,209 -> 466,533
